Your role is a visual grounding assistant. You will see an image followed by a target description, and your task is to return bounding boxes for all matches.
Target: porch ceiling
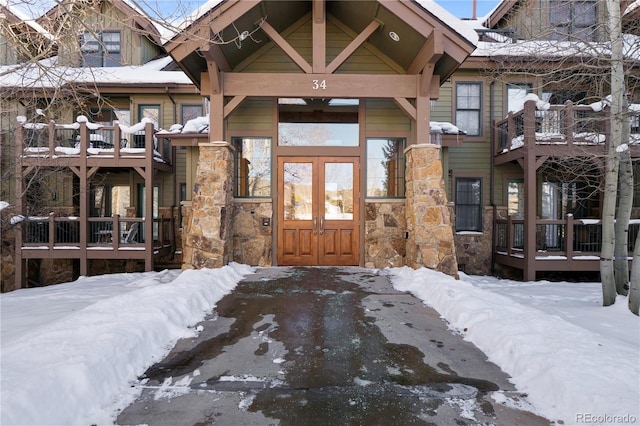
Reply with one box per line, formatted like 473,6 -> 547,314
167,0 -> 476,89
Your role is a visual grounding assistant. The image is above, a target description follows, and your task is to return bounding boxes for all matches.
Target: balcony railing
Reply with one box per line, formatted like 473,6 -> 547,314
22,213 -> 174,252
495,215 -> 639,257
18,118 -> 172,164
494,99 -> 639,156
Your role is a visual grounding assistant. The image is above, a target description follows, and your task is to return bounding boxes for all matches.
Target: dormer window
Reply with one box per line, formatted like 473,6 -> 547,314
80,31 -> 121,67
549,1 -> 598,42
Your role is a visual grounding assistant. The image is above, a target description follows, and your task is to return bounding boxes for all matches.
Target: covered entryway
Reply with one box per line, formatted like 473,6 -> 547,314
278,156 -> 359,266
169,0 -> 476,276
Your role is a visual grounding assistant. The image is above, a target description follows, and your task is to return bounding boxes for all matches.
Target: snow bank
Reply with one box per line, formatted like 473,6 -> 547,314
0,263 -> 253,426
388,267 -> 640,425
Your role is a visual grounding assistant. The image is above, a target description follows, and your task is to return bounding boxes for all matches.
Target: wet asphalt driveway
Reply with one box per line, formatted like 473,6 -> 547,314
117,267 -> 549,426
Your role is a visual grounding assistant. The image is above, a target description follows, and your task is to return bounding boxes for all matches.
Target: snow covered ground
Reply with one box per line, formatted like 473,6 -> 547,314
1,265 -> 638,425
389,268 -> 639,426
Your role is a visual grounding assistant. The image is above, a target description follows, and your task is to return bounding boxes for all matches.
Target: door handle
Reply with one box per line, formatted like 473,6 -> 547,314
320,216 -> 324,235
313,216 -> 318,235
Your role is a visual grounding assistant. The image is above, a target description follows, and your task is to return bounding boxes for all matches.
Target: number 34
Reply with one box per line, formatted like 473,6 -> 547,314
312,79 -> 327,90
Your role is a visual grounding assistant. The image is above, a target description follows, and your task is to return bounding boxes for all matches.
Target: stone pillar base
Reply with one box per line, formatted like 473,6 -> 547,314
405,144 -> 459,278
182,142 -> 234,270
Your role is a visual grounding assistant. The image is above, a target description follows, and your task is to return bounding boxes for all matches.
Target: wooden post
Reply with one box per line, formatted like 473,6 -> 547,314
507,112 -> 515,151
566,214 -> 575,261
48,120 -> 55,153
523,100 -> 537,281
15,122 -> 24,288
507,216 -> 514,256
79,122 -> 89,276
114,123 -> 121,157
113,214 -> 121,249
145,122 -> 154,272
564,100 -> 574,145
48,213 -> 55,249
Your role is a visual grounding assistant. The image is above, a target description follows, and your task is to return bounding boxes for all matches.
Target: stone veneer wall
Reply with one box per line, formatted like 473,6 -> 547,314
182,142 -> 234,269
404,144 -> 458,277
231,201 -> 273,266
450,205 -> 498,276
364,200 -> 406,268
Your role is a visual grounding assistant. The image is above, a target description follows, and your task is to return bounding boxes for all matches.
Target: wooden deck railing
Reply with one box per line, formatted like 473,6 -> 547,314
495,215 -> 639,258
19,119 -> 172,164
494,100 -> 619,156
22,213 -> 175,253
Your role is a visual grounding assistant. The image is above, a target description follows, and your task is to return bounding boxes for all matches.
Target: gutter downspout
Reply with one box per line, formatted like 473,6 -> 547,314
490,79 -> 497,275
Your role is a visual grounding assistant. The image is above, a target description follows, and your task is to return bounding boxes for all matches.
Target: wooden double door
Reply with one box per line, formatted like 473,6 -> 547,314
277,156 -> 359,266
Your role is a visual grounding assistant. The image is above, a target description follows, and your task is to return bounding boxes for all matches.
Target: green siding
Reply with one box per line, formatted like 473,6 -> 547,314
0,33 -> 17,66
243,17 -> 397,75
228,98 -> 273,133
365,100 -> 410,134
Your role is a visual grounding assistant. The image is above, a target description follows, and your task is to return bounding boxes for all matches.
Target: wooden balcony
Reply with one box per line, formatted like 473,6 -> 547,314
491,99 -> 640,279
14,117 -> 179,287
494,100 -> 640,165
495,215 -> 639,273
17,119 -> 172,172
19,213 -> 175,262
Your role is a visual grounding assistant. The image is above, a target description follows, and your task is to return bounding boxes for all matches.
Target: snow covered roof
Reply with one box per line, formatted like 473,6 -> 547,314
482,0 -> 518,29
165,0 -> 479,46
160,0 -> 223,43
0,56 -> 192,90
0,1 -> 53,40
413,0 -> 479,45
1,0 -> 166,46
0,0 -> 52,21
472,36 -> 640,61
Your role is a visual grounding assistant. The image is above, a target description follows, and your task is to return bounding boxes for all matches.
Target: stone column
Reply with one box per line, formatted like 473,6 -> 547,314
405,144 -> 458,277
182,142 -> 234,269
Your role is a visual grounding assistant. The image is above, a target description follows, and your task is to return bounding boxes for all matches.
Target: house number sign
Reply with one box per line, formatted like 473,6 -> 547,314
312,79 -> 327,90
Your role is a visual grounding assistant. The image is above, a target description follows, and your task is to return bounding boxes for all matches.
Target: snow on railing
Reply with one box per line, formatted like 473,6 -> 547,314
16,116 -> 169,162
493,96 -> 640,155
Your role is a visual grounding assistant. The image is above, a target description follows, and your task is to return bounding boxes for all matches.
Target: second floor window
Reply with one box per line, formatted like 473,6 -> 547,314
81,31 -> 121,67
550,1 -> 598,42
455,82 -> 482,136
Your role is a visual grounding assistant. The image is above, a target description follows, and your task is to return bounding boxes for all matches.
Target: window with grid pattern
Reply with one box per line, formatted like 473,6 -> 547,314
455,177 -> 482,232
80,31 -> 121,67
549,1 -> 598,42
455,83 -> 482,136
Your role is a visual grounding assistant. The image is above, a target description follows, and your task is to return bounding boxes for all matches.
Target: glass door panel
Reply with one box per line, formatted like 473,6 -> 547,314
278,157 -> 359,266
324,163 -> 353,220
283,162 -> 313,220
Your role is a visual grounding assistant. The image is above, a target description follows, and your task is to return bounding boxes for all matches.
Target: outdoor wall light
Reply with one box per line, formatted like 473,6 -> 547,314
389,31 -> 400,42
